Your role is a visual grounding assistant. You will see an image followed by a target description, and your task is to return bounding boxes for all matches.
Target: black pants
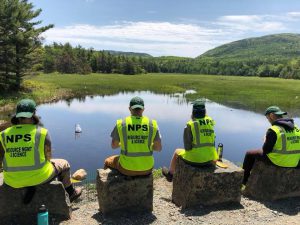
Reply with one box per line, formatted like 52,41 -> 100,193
242,149 -> 271,185
242,149 -> 300,185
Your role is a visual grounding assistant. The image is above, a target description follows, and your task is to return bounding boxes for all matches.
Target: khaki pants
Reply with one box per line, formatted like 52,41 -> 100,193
104,155 -> 152,176
44,159 -> 72,188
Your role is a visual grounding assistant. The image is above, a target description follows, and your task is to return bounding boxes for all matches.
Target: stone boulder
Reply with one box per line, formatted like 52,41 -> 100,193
96,168 -> 153,216
244,160 -> 300,201
0,174 -> 71,221
172,158 -> 243,209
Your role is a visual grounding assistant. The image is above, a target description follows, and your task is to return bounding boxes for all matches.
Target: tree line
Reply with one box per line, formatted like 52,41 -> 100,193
1,0 -> 300,94
40,44 -> 300,80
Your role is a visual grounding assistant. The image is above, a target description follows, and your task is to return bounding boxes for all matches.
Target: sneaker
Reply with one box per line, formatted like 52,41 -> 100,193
69,187 -> 82,202
162,167 -> 173,182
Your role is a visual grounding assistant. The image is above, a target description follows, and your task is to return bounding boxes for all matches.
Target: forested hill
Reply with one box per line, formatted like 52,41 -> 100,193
198,33 -> 300,60
106,50 -> 152,57
181,33 -> 300,79
37,34 -> 300,79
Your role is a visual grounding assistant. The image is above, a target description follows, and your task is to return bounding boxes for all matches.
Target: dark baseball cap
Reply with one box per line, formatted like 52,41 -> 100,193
265,106 -> 287,116
15,99 -> 36,118
130,97 -> 144,109
192,99 -> 206,110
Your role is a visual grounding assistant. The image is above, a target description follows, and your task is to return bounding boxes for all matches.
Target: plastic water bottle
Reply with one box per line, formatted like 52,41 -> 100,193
217,143 -> 223,161
37,205 -> 48,225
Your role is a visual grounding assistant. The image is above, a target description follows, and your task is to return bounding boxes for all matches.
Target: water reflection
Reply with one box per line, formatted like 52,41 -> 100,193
12,91 -> 300,172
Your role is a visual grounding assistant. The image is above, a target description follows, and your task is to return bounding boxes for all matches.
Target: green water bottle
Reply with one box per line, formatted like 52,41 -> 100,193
217,143 -> 223,161
37,205 -> 49,225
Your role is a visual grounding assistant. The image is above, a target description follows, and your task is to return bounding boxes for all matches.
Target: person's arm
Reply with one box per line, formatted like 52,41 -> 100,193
111,139 -> 120,149
262,129 -> 277,155
183,124 -> 193,150
0,143 -> 4,172
110,125 -> 120,149
44,132 -> 52,160
152,129 -> 162,152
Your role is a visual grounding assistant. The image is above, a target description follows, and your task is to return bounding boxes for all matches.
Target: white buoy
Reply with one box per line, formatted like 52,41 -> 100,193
75,124 -> 82,133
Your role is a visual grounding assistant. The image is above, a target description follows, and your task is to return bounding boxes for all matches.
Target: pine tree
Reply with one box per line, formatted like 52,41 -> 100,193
0,0 -> 53,92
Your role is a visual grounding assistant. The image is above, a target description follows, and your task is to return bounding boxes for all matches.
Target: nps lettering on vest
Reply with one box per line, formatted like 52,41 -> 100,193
0,125 -> 54,188
3,133 -> 33,158
117,116 -> 158,171
267,125 -> 300,167
180,116 -> 218,164
127,124 -> 149,144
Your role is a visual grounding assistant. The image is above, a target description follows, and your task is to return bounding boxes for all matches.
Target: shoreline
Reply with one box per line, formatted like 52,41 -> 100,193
1,73 -> 300,117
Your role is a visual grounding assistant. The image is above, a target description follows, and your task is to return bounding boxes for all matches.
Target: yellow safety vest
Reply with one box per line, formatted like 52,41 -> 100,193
180,116 -> 218,163
267,125 -> 300,167
0,124 -> 54,188
117,116 -> 158,171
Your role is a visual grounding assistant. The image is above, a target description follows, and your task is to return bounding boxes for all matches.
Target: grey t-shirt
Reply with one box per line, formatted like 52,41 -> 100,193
183,124 -> 193,150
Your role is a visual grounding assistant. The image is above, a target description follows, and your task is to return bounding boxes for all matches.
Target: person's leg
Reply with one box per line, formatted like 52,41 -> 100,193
169,148 -> 184,174
104,155 -> 152,176
51,158 -> 82,202
51,159 -> 72,187
242,149 -> 264,185
162,149 -> 184,182
104,155 -> 119,170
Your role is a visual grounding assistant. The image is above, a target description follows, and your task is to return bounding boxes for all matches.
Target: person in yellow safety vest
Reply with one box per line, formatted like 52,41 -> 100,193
242,106 -> 300,185
0,99 -> 82,202
162,99 -> 218,182
104,96 -> 162,176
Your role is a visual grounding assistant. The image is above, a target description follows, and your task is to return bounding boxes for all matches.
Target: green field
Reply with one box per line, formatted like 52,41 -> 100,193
1,73 -> 300,116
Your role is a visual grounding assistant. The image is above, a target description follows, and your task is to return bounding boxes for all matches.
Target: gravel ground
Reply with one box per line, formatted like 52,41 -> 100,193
59,178 -> 300,225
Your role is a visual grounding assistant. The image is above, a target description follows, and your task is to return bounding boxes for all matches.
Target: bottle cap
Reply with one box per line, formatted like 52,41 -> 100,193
38,205 -> 48,213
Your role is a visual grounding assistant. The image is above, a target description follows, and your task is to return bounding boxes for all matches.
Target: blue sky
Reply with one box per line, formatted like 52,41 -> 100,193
31,0 -> 300,57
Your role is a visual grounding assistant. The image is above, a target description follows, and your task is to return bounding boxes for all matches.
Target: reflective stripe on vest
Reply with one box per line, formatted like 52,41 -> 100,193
119,119 -> 154,157
1,132 -> 8,170
2,126 -> 46,172
191,121 -> 215,149
272,126 -> 300,154
180,116 -> 218,164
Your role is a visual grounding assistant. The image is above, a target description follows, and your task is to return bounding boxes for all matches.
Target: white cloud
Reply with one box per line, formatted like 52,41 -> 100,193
44,22 -> 226,57
217,15 -> 286,32
43,12 -> 300,57
287,12 -> 300,18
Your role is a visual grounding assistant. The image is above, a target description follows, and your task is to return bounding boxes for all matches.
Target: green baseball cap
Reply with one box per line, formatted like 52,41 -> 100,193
265,106 -> 287,116
192,99 -> 206,110
130,96 -> 144,109
16,99 -> 36,118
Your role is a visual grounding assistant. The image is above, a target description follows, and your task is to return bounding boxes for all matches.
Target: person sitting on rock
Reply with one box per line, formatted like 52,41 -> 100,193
104,96 -> 162,176
162,99 -> 218,182
0,99 -> 82,202
242,106 -> 300,185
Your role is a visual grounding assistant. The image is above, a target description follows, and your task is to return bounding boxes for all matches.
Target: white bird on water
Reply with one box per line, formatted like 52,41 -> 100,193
75,124 -> 82,133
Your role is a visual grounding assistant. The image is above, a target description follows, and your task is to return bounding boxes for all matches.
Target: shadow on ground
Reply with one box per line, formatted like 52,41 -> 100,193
261,197 -> 300,216
92,211 -> 157,225
1,214 -> 67,225
180,202 -> 244,217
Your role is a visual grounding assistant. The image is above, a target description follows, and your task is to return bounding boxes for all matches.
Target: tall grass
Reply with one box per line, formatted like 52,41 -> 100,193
2,73 -> 300,116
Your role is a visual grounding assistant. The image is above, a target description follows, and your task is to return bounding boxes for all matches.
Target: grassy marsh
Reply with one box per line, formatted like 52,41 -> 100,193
1,73 -> 300,116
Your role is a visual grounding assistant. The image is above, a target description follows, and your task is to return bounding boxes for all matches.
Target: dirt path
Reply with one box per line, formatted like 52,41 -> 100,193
60,178 -> 300,225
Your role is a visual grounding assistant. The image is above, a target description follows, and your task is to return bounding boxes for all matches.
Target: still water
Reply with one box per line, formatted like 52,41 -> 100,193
34,91 -> 299,173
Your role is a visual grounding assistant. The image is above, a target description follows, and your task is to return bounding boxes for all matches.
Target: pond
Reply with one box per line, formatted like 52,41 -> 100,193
4,91 -> 300,173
